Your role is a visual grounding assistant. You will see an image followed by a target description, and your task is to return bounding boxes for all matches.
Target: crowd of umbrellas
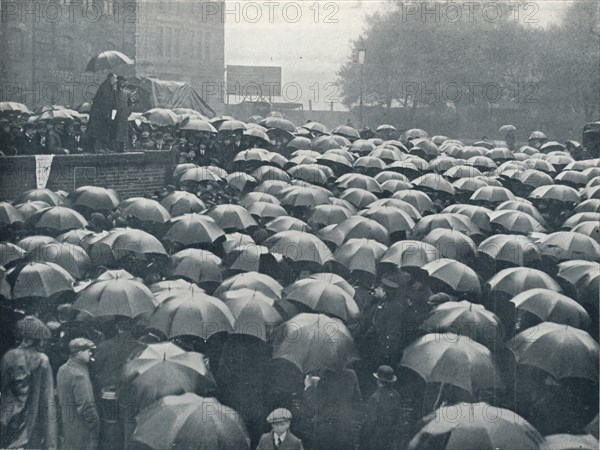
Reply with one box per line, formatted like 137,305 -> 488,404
1,114 -> 599,450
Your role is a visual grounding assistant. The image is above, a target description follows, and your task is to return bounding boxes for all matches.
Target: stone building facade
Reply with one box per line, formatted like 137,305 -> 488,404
0,0 -> 224,110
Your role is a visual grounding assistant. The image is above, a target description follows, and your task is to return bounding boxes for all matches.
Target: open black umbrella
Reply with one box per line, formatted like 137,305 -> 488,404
132,393 -> 250,450
85,50 -> 134,72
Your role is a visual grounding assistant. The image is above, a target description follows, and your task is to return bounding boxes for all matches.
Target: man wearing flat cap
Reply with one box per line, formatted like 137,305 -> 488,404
257,408 -> 303,450
57,338 -> 100,450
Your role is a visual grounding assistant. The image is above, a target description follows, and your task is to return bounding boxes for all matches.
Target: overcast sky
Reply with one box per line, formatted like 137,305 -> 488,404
224,1 -> 572,110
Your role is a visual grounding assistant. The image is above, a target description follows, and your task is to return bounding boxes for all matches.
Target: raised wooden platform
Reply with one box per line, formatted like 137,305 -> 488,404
0,151 -> 174,201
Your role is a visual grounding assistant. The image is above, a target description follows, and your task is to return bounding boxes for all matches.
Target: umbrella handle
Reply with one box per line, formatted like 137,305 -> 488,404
433,382 -> 446,411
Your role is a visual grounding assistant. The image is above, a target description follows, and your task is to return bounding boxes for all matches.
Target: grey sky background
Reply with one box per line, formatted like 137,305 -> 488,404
224,0 -> 572,110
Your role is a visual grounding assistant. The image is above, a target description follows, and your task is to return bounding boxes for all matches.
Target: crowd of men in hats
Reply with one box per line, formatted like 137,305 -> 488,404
0,92 -> 599,450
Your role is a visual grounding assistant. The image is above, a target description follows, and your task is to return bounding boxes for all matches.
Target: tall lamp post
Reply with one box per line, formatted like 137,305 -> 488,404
357,48 -> 366,127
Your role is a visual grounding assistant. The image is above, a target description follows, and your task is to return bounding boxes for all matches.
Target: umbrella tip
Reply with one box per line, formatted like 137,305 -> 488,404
163,353 -> 166,361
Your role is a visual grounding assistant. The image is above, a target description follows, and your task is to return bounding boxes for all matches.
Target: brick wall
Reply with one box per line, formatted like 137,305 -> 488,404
0,151 -> 174,201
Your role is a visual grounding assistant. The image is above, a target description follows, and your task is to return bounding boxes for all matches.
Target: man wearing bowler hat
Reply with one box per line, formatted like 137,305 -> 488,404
359,365 -> 403,450
57,338 -> 100,450
257,408 -> 303,450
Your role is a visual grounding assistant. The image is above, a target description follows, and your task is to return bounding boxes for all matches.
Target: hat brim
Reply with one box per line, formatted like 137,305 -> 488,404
267,418 -> 291,424
373,372 -> 397,383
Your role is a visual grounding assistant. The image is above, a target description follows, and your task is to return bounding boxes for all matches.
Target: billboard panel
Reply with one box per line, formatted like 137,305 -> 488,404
226,65 -> 282,98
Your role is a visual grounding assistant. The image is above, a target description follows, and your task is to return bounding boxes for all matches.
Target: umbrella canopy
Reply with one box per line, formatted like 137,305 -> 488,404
163,214 -> 225,248
273,313 -> 356,373
262,116 -> 295,133
332,216 -> 390,246
400,333 -> 500,394
119,198 -> 171,224
0,202 -> 24,226
478,235 -> 541,266
17,235 -> 58,254
422,229 -> 477,264
247,201 -> 288,221
487,267 -> 562,299
421,301 -> 503,348
563,212 -> 600,230
97,268 -> 137,281
489,209 -> 546,235
180,118 -> 217,133
263,231 -> 334,266
334,238 -> 387,276
73,278 -> 157,318
408,402 -> 543,450
359,206 -> 416,236
307,204 -> 353,228
205,205 -> 257,231
151,281 -> 204,304
29,206 -> 88,233
222,289 -> 283,341
221,232 -> 255,254
538,231 -> 600,262
510,289 -> 591,330
507,322 -> 598,382
411,213 -> 481,240
265,216 -> 311,235
179,167 -> 223,184
216,273 -> 281,301
218,119 -> 246,132
307,273 -> 355,297
556,260 -> 599,305
17,189 -> 63,206
443,204 -> 492,233
37,109 -> 74,121
90,228 -> 167,265
226,172 -> 257,192
67,186 -> 120,212
145,290 -> 235,339
529,185 -> 580,204
412,174 -> 455,196
279,186 -> 331,208
420,259 -> 481,299
284,278 -> 360,322
15,201 -> 52,221
393,191 -> 435,215
11,261 -> 75,299
85,50 -> 133,71
0,101 -> 31,113
496,200 -> 547,226
160,191 -> 207,216
339,188 -> 379,209
543,434 -> 599,450
332,125 -> 360,140
470,186 -> 516,204
142,108 -> 179,126
31,242 -> 91,279
288,164 -> 332,185
252,167 -> 292,184
379,240 -> 439,270
132,393 -> 250,450
123,350 -> 216,409
0,242 -> 26,267
171,249 -> 222,285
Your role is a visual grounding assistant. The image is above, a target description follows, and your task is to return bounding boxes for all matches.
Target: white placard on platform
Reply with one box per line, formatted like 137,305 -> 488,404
35,154 -> 54,189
